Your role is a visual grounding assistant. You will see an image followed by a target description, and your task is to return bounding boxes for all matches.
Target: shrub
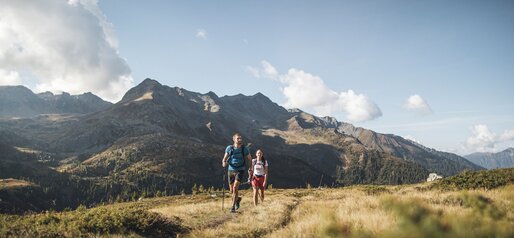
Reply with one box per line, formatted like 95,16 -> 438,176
459,193 -> 505,220
378,197 -> 513,238
0,205 -> 188,237
431,168 -> 514,190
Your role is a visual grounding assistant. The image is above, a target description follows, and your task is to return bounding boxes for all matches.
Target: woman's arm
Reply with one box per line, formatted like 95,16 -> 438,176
264,165 -> 268,186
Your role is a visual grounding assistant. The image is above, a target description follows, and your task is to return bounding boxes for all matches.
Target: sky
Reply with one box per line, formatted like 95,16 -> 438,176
0,0 -> 513,155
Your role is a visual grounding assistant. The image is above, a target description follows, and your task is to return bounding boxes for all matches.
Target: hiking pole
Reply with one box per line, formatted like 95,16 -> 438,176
222,168 -> 226,211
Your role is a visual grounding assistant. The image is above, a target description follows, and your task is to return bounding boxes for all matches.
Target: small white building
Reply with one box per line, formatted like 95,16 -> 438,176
426,173 -> 443,182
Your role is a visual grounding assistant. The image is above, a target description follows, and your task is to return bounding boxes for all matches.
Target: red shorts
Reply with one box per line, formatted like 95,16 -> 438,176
252,175 -> 266,189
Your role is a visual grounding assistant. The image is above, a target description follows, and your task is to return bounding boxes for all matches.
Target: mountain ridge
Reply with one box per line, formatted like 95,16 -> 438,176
0,78 -> 483,213
464,148 -> 514,169
0,85 -> 112,117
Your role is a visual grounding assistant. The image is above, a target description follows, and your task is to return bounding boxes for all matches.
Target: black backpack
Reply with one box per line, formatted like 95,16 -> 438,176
228,144 -> 246,169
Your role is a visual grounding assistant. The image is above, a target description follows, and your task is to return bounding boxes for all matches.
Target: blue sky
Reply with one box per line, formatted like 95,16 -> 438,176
1,0 -> 513,155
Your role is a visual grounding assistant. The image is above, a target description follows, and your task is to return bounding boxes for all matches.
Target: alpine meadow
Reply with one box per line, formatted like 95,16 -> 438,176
1,1 -> 514,237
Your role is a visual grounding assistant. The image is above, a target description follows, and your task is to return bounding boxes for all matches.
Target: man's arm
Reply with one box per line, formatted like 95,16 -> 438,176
222,153 -> 229,167
246,153 -> 252,164
246,153 -> 253,180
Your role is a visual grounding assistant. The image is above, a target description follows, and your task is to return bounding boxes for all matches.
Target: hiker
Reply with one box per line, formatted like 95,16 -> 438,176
250,149 -> 268,206
222,133 -> 252,212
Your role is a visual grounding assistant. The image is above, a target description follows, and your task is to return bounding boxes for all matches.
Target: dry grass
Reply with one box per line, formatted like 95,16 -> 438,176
153,189 -> 299,238
0,178 -> 34,189
268,189 -> 396,238
149,184 -> 513,238
3,183 -> 511,237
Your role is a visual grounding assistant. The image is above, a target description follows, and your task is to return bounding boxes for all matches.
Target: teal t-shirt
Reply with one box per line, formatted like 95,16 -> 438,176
226,145 -> 250,171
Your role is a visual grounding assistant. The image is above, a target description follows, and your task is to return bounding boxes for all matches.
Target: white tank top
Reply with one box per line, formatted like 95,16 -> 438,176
252,159 -> 268,176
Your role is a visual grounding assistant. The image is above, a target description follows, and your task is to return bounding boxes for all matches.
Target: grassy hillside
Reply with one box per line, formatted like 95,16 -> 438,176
1,168 -> 512,237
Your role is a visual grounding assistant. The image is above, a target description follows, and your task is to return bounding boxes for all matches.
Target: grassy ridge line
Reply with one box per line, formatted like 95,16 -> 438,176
0,167 -> 512,237
1,185 -> 512,237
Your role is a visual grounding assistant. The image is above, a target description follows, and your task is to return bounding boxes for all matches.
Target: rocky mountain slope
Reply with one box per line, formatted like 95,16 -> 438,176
338,123 -> 482,176
465,148 -> 514,169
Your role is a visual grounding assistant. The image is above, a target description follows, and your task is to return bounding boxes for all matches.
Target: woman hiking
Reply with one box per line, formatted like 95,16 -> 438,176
250,149 -> 268,206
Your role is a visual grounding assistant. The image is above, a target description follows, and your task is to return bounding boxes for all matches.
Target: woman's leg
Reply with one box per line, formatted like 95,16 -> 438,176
253,186 -> 259,206
259,187 -> 265,202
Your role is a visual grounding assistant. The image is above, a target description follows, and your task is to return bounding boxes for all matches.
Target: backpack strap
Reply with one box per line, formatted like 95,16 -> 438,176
240,144 -> 246,167
228,145 -> 234,165
229,145 -> 234,157
228,144 -> 246,168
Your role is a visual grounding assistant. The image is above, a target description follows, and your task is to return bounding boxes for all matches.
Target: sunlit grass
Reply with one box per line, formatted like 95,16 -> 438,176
268,189 -> 396,238
185,189 -> 298,238
1,177 -> 512,237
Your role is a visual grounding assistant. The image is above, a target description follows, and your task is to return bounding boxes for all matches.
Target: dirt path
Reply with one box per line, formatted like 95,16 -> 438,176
150,189 -> 303,238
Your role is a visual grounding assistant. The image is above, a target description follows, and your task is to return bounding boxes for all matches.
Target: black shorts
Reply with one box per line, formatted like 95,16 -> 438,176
228,170 -> 244,184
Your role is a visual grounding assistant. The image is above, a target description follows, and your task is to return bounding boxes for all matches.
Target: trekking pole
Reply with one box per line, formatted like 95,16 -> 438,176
222,169 -> 226,211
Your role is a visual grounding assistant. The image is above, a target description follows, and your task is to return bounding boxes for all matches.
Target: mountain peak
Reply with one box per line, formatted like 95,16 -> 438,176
205,91 -> 219,99
253,92 -> 266,98
120,78 -> 164,103
139,78 -> 162,87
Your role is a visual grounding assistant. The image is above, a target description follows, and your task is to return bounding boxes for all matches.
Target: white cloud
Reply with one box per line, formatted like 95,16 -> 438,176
403,94 -> 432,114
245,66 -> 260,78
196,29 -> 207,39
499,130 -> 514,141
0,0 -> 133,102
0,69 -> 22,85
465,124 -> 514,152
261,60 -> 279,79
247,60 -> 382,122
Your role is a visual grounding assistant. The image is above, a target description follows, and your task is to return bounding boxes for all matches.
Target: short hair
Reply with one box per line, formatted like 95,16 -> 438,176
233,133 -> 241,138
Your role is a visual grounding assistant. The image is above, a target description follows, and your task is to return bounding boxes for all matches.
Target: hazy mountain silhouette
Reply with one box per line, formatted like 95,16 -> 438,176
0,85 -> 111,118
465,148 -> 514,169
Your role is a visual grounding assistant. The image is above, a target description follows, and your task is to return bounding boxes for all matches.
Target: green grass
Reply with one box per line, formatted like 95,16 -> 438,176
431,167 -> 514,190
0,204 -> 188,237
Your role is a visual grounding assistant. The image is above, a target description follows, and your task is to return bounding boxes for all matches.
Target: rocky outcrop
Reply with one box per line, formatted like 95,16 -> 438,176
426,173 -> 443,182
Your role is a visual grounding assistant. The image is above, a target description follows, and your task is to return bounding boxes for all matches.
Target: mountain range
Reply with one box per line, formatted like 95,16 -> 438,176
0,85 -> 111,117
464,148 -> 514,169
0,79 -> 483,213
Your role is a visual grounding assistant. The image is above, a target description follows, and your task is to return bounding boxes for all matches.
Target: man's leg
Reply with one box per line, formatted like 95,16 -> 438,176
232,180 -> 240,209
228,171 -> 234,194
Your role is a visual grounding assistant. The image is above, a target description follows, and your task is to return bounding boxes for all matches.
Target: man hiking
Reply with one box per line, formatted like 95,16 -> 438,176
222,133 -> 252,213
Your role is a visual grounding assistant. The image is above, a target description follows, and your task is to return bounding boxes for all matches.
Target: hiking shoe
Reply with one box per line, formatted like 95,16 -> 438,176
230,207 -> 236,213
235,197 -> 242,210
